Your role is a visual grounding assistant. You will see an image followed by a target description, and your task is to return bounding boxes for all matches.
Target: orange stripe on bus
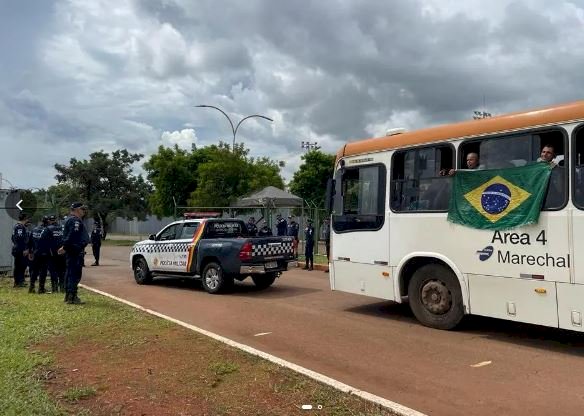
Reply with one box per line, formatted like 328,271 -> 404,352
338,100 -> 584,160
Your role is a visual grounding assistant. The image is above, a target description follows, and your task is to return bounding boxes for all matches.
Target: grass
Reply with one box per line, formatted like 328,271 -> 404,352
62,386 -> 97,402
0,277 -> 396,416
0,277 -> 170,415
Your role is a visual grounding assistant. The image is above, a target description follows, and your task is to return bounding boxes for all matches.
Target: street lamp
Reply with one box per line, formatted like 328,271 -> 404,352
195,105 -> 273,150
301,141 -> 320,151
473,110 -> 492,120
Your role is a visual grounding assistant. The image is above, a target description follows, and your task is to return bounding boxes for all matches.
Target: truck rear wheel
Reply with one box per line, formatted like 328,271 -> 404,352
201,262 -> 233,294
408,264 -> 464,330
251,273 -> 277,290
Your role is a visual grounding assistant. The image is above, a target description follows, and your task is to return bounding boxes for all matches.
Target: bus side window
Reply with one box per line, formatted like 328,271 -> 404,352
573,125 -> 584,209
391,145 -> 453,212
332,164 -> 386,232
461,129 -> 567,210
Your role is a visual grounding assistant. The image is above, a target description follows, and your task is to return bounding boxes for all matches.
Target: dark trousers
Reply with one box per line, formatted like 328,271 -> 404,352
325,239 -> 330,261
52,255 -> 66,289
65,253 -> 84,294
305,242 -> 314,269
92,243 -> 101,263
12,252 -> 26,286
30,255 -> 50,289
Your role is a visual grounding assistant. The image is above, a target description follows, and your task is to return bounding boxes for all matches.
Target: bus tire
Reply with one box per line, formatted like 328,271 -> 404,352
408,264 -> 464,330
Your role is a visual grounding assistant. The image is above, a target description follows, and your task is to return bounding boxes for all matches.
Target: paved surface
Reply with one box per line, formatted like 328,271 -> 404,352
82,246 -> 584,416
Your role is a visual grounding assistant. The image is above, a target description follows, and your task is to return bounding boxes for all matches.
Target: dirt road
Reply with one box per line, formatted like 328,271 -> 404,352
82,246 -> 584,416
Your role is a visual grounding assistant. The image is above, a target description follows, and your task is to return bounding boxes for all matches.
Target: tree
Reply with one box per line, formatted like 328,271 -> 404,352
288,150 -> 336,208
143,145 -> 212,217
54,150 -> 151,234
188,142 -> 284,207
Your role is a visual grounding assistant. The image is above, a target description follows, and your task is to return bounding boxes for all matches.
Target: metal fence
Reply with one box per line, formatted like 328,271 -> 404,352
108,206 -> 330,255
0,189 -> 16,273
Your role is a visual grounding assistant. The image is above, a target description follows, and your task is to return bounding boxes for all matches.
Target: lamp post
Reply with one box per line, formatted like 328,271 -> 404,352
195,105 -> 273,150
301,141 -> 320,151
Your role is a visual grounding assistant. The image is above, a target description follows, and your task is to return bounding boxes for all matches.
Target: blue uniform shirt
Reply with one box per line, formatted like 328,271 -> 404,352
11,223 -> 29,253
62,216 -> 89,255
91,227 -> 102,245
287,222 -> 299,239
304,224 -> 314,245
30,225 -> 52,256
276,218 -> 288,236
47,223 -> 64,255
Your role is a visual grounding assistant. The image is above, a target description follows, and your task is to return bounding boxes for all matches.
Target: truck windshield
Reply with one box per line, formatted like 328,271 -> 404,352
205,221 -> 246,238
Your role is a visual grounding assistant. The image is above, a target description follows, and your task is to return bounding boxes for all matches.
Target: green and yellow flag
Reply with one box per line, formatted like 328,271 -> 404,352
447,163 -> 552,230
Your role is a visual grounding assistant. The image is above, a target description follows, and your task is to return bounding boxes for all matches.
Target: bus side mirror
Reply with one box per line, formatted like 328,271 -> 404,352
325,178 -> 335,212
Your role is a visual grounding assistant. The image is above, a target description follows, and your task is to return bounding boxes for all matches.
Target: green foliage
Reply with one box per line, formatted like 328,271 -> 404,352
189,142 -> 284,207
144,142 -> 284,212
143,145 -> 213,217
288,150 -> 336,208
54,150 -> 151,228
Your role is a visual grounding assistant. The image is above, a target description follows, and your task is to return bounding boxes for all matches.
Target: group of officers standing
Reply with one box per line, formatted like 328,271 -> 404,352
10,202 -> 103,305
245,213 -> 331,272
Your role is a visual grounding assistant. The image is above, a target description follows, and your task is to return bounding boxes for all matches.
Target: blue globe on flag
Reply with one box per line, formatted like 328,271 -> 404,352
481,183 -> 511,214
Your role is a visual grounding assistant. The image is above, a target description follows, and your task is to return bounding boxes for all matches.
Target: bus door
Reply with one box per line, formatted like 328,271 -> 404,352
561,124 -> 584,331
330,160 -> 394,300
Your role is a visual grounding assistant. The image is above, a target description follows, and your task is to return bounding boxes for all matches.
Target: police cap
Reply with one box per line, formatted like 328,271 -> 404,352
70,202 -> 87,210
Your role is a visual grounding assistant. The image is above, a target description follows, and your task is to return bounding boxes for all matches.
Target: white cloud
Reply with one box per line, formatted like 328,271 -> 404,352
2,0 -> 584,191
161,128 -> 198,150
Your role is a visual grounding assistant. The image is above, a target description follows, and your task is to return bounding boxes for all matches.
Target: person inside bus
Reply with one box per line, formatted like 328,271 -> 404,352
537,144 -> 558,166
441,152 -> 483,176
537,144 -> 565,208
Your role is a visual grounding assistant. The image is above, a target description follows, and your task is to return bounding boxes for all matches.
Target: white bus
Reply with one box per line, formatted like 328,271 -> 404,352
329,100 -> 584,330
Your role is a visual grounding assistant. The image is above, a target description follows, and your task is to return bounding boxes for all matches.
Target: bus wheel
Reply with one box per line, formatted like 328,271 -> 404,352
408,264 -> 464,330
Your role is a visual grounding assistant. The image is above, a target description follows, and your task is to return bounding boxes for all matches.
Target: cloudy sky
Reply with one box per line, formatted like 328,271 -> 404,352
1,0 -> 584,189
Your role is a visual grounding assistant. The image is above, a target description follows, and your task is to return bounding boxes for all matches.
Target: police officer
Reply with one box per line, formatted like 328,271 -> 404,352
28,216 -> 53,294
91,220 -> 103,266
59,203 -> 89,304
258,220 -> 273,237
11,212 -> 29,288
276,213 -> 288,236
47,215 -> 66,292
287,215 -> 299,258
246,216 -> 258,237
303,218 -> 314,271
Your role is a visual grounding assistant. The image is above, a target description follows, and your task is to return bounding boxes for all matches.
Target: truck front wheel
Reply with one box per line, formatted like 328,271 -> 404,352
201,262 -> 233,294
133,257 -> 153,285
251,272 -> 277,290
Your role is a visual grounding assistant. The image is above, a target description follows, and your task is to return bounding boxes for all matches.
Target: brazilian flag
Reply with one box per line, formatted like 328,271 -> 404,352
447,162 -> 553,230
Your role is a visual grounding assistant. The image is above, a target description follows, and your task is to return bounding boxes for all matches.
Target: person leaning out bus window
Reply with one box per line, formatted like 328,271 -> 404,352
537,144 -> 558,167
440,152 -> 483,176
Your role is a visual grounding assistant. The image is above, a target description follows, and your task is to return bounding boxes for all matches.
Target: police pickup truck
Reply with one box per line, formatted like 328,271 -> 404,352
130,215 -> 296,293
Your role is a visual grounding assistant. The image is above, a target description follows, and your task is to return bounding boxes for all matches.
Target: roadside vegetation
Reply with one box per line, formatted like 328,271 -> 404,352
0,278 -> 395,415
